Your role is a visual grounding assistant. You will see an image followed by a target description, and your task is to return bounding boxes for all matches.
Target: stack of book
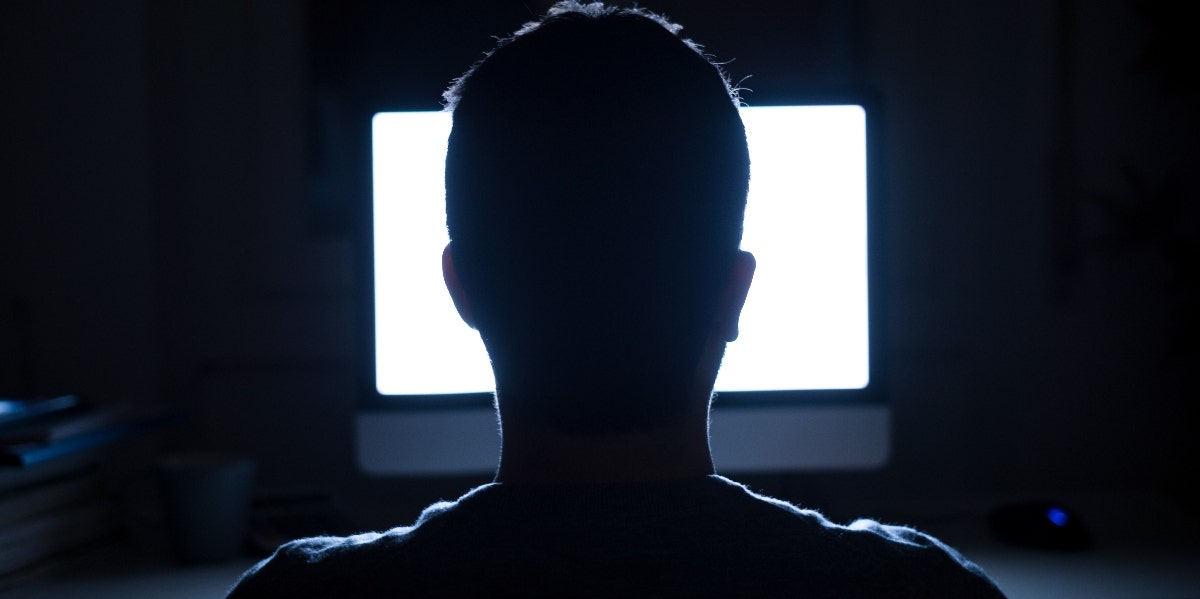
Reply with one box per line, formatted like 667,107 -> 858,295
0,395 -> 161,582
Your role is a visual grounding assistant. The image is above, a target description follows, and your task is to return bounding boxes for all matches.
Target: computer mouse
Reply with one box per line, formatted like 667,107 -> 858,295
988,501 -> 1092,550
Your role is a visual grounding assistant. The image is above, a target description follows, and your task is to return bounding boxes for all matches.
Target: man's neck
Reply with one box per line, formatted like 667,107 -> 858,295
492,330 -> 732,486
494,406 -> 714,485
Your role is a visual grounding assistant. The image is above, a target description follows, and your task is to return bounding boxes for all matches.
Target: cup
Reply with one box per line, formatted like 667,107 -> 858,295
158,454 -> 256,564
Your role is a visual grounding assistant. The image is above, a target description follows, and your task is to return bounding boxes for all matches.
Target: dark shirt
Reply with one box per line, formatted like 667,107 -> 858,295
228,475 -> 1005,598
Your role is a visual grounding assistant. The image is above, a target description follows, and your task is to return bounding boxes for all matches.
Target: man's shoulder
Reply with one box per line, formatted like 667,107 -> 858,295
227,478 -> 1004,598
226,488 -> 491,598
700,476 -> 1005,596
226,529 -> 413,598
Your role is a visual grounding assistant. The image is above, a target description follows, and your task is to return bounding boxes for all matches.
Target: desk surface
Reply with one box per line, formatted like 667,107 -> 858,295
974,545 -> 1200,598
5,544 -> 1198,599
1,555 -> 255,599
6,487 -> 1199,599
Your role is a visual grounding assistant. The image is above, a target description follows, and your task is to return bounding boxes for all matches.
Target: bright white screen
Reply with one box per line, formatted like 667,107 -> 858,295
373,105 -> 868,395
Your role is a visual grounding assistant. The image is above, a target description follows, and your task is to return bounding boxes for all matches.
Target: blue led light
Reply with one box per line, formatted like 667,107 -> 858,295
1046,507 -> 1069,527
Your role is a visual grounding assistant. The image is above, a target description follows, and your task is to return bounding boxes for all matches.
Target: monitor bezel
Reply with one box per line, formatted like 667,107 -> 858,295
358,94 -> 885,413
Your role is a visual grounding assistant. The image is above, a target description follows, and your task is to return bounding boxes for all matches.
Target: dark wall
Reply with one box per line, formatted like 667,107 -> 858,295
2,0 -> 1195,526
2,0 -> 155,407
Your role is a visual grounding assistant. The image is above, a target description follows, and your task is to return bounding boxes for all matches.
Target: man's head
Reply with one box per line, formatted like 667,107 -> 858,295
443,2 -> 751,434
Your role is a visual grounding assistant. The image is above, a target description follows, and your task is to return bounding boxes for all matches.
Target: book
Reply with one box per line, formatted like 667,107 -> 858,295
0,410 -> 167,467
0,405 -> 130,445
0,465 -> 102,528
0,498 -> 116,578
0,396 -> 80,429
0,453 -> 95,495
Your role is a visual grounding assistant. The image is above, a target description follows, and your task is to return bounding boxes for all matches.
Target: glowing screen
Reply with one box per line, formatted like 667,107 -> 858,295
373,105 -> 868,396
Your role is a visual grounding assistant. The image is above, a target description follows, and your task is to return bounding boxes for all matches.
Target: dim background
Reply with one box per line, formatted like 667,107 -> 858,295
2,0 -> 1196,536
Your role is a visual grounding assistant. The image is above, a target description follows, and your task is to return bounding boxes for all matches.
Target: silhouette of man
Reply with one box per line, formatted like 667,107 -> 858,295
230,3 -> 1004,596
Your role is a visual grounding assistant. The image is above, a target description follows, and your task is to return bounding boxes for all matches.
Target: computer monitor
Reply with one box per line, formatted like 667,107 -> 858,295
357,102 -> 888,475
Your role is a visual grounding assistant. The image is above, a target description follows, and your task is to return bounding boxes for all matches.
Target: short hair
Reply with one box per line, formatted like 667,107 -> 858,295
444,1 -> 750,434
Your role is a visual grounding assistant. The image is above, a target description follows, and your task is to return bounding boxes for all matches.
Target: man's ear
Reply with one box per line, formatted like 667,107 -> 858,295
715,250 -> 756,342
442,243 -> 477,330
